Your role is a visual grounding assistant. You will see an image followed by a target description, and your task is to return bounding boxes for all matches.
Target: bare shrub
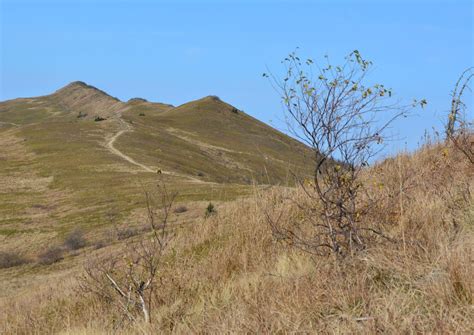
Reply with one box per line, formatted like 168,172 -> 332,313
38,246 -> 64,265
79,181 -> 176,325
264,50 -> 425,257
116,227 -> 141,240
93,240 -> 107,250
446,67 -> 473,164
0,251 -> 29,269
64,228 -> 87,250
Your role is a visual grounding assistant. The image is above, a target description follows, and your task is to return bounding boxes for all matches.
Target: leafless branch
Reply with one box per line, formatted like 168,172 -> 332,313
264,50 -> 421,257
79,178 -> 177,328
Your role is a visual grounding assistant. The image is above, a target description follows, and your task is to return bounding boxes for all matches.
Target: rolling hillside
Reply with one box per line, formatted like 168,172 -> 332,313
0,82 -> 472,334
0,81 -> 311,183
0,81 -> 312,268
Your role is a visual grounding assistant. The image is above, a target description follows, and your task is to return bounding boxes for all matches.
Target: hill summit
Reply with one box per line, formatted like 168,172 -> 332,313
48,81 -> 123,119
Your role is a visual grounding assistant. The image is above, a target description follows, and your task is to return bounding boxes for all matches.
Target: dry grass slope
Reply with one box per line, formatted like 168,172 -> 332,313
0,141 -> 472,334
49,81 -> 125,120
0,82 -> 312,292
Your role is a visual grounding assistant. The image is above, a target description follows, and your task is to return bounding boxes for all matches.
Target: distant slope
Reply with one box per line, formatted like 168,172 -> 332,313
0,81 -> 312,185
0,81 -> 123,124
48,81 -> 125,120
0,82 -> 314,185
0,82 -> 313,299
122,95 -> 312,183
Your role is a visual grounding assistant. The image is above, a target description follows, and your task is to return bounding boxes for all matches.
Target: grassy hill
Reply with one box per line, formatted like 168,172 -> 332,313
0,82 -> 312,309
0,81 -> 311,183
1,82 -> 471,334
120,94 -> 311,184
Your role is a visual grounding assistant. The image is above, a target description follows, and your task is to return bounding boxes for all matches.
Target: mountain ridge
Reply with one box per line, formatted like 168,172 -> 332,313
0,80 -> 313,185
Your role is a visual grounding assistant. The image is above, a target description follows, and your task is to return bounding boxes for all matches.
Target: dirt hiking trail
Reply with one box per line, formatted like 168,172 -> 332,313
105,118 -> 210,184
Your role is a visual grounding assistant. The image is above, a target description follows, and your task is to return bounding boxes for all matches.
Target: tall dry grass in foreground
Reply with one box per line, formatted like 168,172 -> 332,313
0,142 -> 472,334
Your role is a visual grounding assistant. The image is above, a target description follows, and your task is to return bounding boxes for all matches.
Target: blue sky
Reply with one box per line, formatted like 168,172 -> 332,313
1,0 -> 472,154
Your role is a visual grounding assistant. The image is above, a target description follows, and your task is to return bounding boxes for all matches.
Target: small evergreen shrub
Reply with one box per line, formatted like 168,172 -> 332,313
205,203 -> 216,218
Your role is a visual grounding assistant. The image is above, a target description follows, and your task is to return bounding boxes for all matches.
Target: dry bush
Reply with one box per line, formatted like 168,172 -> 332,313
446,67 -> 473,164
37,246 -> 64,265
93,240 -> 107,250
0,251 -> 29,269
116,226 -> 142,240
451,129 -> 474,164
79,181 -> 176,327
265,50 -> 425,256
64,228 -> 87,251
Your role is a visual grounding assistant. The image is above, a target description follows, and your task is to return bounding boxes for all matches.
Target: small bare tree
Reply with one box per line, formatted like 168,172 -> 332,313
446,67 -> 473,164
264,50 -> 424,256
79,181 -> 176,327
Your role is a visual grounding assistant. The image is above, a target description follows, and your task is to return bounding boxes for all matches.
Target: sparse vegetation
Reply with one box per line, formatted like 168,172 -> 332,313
264,51 -> 426,257
93,240 -> 107,250
205,202 -> 216,217
116,226 -> 142,240
0,142 -> 472,333
446,68 -> 473,164
0,251 -> 29,269
80,182 -> 176,324
64,228 -> 87,251
37,246 -> 64,265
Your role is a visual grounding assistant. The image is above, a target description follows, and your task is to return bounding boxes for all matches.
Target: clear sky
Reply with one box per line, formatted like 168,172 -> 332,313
1,0 -> 473,154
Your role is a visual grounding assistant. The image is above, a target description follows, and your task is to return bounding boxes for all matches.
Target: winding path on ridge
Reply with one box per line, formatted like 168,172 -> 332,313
106,127 -> 155,173
106,119 -> 210,184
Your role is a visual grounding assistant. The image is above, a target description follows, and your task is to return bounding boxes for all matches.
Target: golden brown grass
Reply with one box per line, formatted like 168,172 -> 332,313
0,142 -> 472,334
